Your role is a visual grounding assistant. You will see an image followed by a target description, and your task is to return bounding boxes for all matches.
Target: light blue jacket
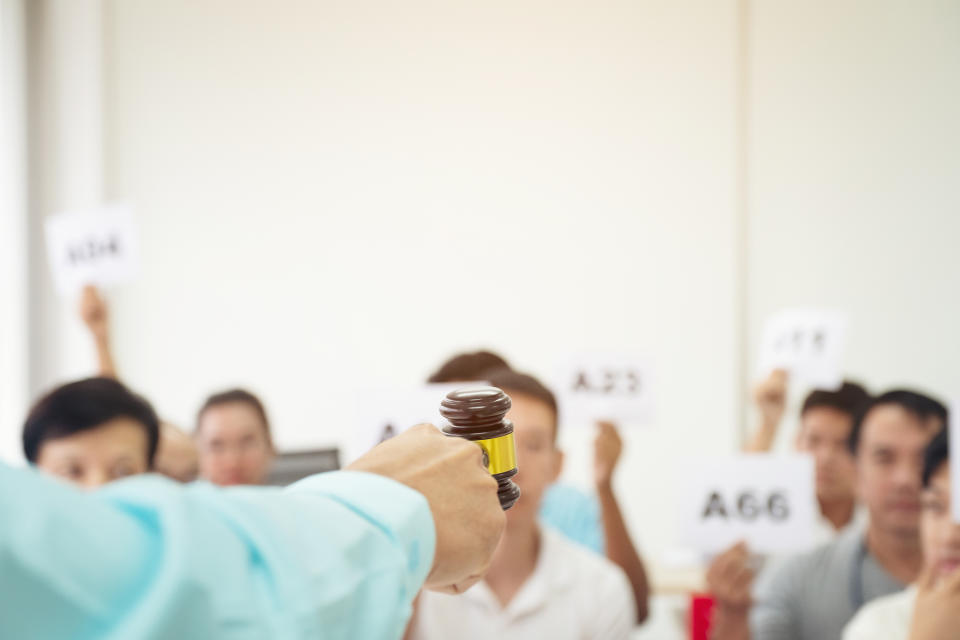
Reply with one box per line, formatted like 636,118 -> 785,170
0,463 -> 435,640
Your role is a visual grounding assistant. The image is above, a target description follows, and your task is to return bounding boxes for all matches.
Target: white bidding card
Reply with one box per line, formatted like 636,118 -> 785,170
677,454 -> 817,555
44,204 -> 140,296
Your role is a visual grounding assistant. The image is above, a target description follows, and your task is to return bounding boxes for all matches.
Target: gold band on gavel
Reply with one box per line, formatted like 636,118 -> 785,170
475,433 -> 518,476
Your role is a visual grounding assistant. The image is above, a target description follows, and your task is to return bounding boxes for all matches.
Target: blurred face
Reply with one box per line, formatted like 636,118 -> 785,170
36,417 -> 150,489
857,405 -> 937,538
505,392 -> 562,526
196,402 -> 274,486
796,406 -> 857,503
920,463 -> 960,583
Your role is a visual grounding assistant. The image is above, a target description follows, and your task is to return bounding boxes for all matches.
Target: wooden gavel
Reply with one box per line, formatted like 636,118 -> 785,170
440,386 -> 521,510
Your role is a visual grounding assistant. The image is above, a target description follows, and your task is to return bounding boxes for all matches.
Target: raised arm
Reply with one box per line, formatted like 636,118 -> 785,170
595,421 -> 650,624
78,284 -> 118,378
744,370 -> 788,452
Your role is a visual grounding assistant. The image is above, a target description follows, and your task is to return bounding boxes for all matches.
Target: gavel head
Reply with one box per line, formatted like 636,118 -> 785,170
440,386 -> 521,510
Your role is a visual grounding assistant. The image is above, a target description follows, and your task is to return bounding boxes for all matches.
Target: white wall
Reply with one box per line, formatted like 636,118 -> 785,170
746,0 -> 960,446
24,0 -> 106,408
99,0 -> 740,564
0,0 -> 107,465
0,0 -> 29,464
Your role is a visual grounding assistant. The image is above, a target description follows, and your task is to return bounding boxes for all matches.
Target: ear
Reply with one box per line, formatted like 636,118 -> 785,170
550,448 -> 564,484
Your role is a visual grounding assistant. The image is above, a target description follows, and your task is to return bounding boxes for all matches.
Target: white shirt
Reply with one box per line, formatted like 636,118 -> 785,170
842,586 -> 916,640
410,524 -> 635,640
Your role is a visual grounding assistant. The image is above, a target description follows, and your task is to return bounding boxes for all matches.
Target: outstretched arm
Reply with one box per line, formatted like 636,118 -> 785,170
0,425 -> 504,640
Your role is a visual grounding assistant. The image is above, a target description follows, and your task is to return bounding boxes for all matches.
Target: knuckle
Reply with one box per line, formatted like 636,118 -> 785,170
411,423 -> 436,436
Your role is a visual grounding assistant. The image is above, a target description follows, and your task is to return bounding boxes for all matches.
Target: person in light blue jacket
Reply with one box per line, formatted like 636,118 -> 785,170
0,424 -> 505,640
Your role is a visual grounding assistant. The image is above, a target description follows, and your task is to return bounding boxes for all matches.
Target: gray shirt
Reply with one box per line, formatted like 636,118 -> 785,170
751,526 -> 905,640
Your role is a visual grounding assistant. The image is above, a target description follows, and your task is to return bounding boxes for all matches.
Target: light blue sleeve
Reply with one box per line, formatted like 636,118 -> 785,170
0,463 -> 435,640
538,483 -> 605,555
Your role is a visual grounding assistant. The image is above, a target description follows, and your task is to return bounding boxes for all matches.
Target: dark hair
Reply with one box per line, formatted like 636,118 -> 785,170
480,367 -> 559,440
196,388 -> 273,444
23,377 -> 160,465
428,351 -> 511,384
922,428 -> 949,488
918,394 -> 949,431
848,389 -> 947,454
800,381 -> 872,420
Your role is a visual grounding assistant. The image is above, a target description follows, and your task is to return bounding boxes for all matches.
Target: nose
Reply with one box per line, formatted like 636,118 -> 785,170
81,468 -> 111,489
891,460 -> 922,491
814,449 -> 834,468
220,448 -> 243,467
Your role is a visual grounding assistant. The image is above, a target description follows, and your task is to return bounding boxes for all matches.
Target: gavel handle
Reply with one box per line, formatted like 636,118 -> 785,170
441,429 -> 520,510
493,470 -> 520,511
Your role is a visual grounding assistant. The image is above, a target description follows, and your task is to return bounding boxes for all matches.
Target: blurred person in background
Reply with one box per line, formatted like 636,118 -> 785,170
409,368 -> 635,639
79,285 -> 198,481
195,388 -> 275,486
427,350 -> 650,622
708,376 -> 873,638
22,376 -> 160,489
843,428 -> 960,640
745,390 -> 945,640
747,371 -> 872,536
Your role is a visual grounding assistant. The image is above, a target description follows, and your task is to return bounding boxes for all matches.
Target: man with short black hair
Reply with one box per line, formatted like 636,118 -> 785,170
410,368 -> 636,639
843,428 -> 960,639
748,389 -> 945,640
748,376 -> 873,536
23,376 -> 160,489
427,351 -> 650,623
